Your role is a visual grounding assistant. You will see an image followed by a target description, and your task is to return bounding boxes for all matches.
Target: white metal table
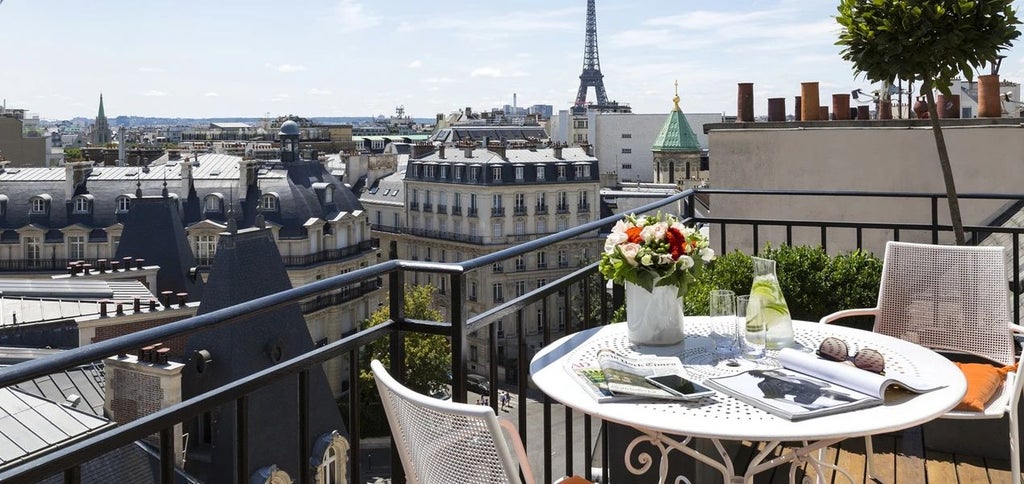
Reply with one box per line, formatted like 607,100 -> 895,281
529,318 -> 967,484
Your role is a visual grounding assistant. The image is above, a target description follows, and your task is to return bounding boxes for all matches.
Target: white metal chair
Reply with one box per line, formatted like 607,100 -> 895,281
820,241 -> 1024,483
371,359 -> 538,484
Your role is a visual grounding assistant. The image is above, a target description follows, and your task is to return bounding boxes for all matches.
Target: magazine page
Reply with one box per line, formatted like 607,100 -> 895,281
596,350 -> 684,399
704,367 -> 882,421
777,348 -> 944,399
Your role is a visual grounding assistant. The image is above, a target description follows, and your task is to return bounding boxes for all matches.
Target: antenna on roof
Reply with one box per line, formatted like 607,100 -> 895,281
136,171 -> 142,198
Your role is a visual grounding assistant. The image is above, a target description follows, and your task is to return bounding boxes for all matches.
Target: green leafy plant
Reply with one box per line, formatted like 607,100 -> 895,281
835,0 -> 1021,245
685,245 -> 882,330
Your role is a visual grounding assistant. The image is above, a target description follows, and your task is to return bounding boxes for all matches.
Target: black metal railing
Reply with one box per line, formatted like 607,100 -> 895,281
2,189 -> 1023,484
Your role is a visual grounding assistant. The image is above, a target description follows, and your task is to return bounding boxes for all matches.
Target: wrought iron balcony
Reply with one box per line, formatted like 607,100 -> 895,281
514,206 -> 528,216
535,204 -> 548,215
2,189 -> 1022,484
556,204 -> 570,214
491,207 -> 505,217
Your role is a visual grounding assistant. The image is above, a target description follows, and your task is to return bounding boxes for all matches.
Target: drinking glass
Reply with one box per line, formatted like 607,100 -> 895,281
709,290 -> 738,356
738,295 -> 766,360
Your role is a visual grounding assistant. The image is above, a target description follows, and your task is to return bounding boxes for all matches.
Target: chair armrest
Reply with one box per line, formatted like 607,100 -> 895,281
499,418 -> 537,484
1009,322 -> 1024,336
819,308 -> 878,325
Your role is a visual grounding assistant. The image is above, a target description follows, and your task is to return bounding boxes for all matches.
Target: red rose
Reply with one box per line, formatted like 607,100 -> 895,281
665,227 -> 688,259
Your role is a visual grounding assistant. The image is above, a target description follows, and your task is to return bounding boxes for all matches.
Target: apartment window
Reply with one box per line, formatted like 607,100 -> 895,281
425,247 -> 433,262
204,195 -> 221,212
111,235 -> 120,254
558,250 -> 568,268
24,235 -> 41,261
439,277 -> 447,295
578,191 -> 589,208
493,262 -> 504,273
492,166 -> 502,181
454,165 -> 463,181
470,194 -> 478,210
453,192 -> 462,209
557,217 -> 568,232
514,220 -> 525,236
411,188 -> 419,203
557,191 -> 568,209
470,166 -> 480,182
537,251 -> 546,269
424,190 -> 431,205
536,308 -> 546,332
440,249 -> 447,262
621,148 -> 632,154
515,280 -> 527,298
318,445 -> 341,484
469,222 -> 478,237
622,163 -> 632,170
536,218 -> 547,234
30,197 -> 47,214
537,278 -> 546,288
116,195 -> 132,213
73,196 -> 91,214
536,192 -> 546,208
470,345 -> 479,363
574,133 -> 587,143
470,281 -> 478,301
439,191 -> 447,207
440,165 -> 448,180
515,166 -> 524,181
67,235 -> 86,260
438,219 -> 447,234
515,255 -> 526,272
514,193 -> 525,209
557,165 -> 567,179
493,283 -> 504,303
492,222 -> 503,237
196,234 -> 217,265
324,186 -> 334,203
621,133 -> 632,139
574,119 -> 588,129
536,165 -> 545,181
492,194 -> 503,209
558,311 -> 565,332
393,213 -> 400,227
259,194 -> 277,211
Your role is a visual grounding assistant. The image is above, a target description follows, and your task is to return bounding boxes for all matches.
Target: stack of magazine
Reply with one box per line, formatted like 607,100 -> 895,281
703,348 -> 945,421
572,350 -> 701,402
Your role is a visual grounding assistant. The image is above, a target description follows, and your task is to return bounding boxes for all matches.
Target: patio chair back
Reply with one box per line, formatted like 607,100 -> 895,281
371,359 -> 534,484
875,241 -> 1014,366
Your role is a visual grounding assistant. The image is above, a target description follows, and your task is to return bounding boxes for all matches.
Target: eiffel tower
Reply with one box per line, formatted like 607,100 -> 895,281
574,0 -> 608,108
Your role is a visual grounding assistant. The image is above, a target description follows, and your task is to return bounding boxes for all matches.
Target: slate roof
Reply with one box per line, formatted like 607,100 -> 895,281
114,197 -> 204,300
428,125 -> 549,143
651,95 -> 701,152
0,153 -> 363,242
0,279 -> 155,325
0,386 -> 111,469
360,172 -> 405,207
12,363 -> 106,417
413,146 -> 595,165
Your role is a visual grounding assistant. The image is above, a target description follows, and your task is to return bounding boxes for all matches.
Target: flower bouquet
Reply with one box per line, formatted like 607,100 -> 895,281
599,213 -> 714,345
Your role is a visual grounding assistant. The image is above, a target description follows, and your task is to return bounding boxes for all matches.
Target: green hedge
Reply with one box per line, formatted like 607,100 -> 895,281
683,245 -> 883,330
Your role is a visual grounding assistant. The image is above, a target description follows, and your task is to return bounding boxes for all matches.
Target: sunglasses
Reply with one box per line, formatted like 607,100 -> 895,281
817,336 -> 886,374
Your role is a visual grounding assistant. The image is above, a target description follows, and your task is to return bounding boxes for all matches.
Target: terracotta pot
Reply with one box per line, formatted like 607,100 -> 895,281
767,97 -> 786,122
937,94 -> 960,118
879,101 -> 893,119
978,74 -> 1001,118
737,83 -> 754,122
832,94 -> 851,120
913,98 -> 929,119
800,82 -> 820,120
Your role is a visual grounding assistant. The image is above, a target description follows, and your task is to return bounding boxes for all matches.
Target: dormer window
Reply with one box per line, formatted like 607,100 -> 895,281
116,195 -> 132,213
259,193 -> 278,211
204,194 -> 223,212
73,195 -> 93,214
311,183 -> 333,205
30,195 -> 50,214
324,186 -> 334,203
0,195 -> 7,217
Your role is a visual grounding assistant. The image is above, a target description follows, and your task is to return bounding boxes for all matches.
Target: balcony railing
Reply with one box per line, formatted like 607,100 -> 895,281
468,207 -> 478,217
535,204 -> 548,215
409,202 -> 419,211
514,206 -> 528,216
422,203 -> 432,212
3,189 -> 1023,484
491,207 -> 505,217
451,206 -> 462,216
556,204 -> 569,214
436,204 -> 447,215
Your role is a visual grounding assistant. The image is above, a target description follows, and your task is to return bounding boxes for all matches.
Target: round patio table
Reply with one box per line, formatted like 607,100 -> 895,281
529,318 -> 967,484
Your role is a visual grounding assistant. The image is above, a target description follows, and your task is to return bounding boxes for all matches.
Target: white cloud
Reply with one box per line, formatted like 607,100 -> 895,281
266,63 -> 305,73
204,92 -> 219,97
142,90 -> 168,97
308,88 -> 334,96
422,77 -> 457,84
334,0 -> 380,32
470,67 -> 528,78
408,60 -> 422,68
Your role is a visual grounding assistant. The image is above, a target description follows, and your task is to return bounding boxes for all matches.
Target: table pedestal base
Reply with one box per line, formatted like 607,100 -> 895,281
623,432 -> 857,484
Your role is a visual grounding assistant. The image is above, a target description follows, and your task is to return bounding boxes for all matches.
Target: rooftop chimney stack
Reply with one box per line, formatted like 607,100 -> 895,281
105,348 -> 185,466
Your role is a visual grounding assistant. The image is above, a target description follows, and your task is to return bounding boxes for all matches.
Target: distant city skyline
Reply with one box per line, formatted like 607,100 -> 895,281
3,0 -> 1024,120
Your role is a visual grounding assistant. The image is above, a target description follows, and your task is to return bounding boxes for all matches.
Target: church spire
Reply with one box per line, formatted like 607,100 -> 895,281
91,93 -> 111,145
98,93 -> 105,119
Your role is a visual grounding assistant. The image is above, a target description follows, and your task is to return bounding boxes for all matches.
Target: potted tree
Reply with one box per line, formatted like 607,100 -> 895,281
836,0 -> 1020,245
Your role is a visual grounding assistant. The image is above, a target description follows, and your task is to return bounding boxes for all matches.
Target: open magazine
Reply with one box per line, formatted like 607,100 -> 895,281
572,349 -> 704,402
703,348 -> 945,421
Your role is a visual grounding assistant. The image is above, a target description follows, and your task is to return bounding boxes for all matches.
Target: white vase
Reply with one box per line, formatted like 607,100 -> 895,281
624,281 -> 685,346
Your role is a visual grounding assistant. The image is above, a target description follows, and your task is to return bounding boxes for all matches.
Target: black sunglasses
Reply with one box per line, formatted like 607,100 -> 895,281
817,336 -> 886,374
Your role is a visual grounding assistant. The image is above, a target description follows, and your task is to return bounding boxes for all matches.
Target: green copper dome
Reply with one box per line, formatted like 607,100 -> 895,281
651,91 -> 700,153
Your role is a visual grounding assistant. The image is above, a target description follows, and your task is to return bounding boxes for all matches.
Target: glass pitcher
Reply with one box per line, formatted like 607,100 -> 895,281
749,257 -> 794,349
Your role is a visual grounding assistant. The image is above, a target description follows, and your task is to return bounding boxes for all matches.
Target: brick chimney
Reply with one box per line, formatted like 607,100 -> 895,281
488,140 -> 507,161
105,346 -> 185,466
64,161 -> 92,200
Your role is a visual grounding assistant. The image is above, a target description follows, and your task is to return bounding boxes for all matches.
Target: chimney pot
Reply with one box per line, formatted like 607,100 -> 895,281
161,291 -> 174,308
135,258 -> 145,269
149,299 -> 158,311
67,265 -> 74,275
122,257 -> 133,271
177,292 -> 188,308
82,264 -> 92,276
157,347 -> 171,365
116,303 -> 124,316
99,300 -> 109,317
133,298 -> 141,313
110,260 -> 120,272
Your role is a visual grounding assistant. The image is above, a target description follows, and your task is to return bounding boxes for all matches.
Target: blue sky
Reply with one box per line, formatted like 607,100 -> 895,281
3,0 -> 1024,120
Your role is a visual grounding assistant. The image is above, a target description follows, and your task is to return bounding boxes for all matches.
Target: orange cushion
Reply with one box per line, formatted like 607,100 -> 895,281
954,362 -> 1016,411
558,476 -> 594,484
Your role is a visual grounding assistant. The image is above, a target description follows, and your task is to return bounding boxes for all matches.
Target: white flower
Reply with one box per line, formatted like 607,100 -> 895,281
640,253 -> 654,266
620,243 -> 641,266
604,231 -> 628,253
658,253 -> 674,265
676,255 -> 694,270
640,222 -> 668,243
700,248 -> 715,262
612,219 -> 632,234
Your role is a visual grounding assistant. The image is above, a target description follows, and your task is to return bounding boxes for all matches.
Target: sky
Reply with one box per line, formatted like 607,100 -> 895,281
3,0 -> 1024,120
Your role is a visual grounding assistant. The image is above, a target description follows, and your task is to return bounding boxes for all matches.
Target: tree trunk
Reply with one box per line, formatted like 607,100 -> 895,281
924,88 -> 967,245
